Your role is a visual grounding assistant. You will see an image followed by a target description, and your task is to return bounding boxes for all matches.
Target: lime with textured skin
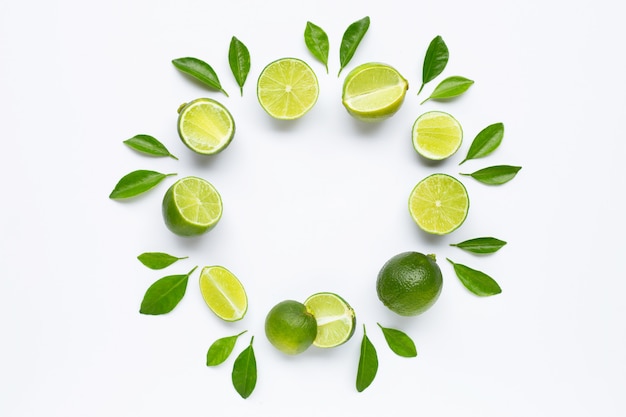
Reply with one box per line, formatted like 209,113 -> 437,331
265,300 -> 317,355
376,252 -> 443,316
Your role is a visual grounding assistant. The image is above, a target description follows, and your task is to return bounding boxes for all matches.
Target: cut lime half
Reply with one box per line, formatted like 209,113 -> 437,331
177,98 -> 235,155
303,292 -> 356,348
199,266 -> 247,322
408,173 -> 469,235
412,111 -> 463,160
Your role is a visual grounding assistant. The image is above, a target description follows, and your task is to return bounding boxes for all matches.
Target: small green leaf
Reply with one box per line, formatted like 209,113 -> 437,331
356,325 -> 378,392
450,237 -> 507,254
461,165 -> 521,185
304,21 -> 329,73
123,134 -> 177,159
137,252 -> 188,270
377,323 -> 417,358
232,336 -> 257,399
447,259 -> 502,296
338,16 -> 370,76
421,76 -> 474,104
418,35 -> 449,95
228,36 -> 250,96
172,57 -> 229,96
460,123 -> 505,164
207,331 -> 247,366
109,170 -> 175,199
139,266 -> 197,315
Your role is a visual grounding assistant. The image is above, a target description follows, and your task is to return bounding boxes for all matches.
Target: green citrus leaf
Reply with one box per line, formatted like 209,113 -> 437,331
338,16 -> 370,76
137,252 -> 188,270
447,259 -> 502,296
228,36 -> 250,96
172,57 -> 229,96
418,35 -> 449,95
139,267 -> 196,315
421,75 -> 474,104
304,21 -> 329,73
109,170 -> 176,199
356,325 -> 378,392
231,336 -> 257,399
460,123 -> 505,164
123,134 -> 178,159
461,165 -> 521,184
450,237 -> 507,254
207,331 -> 247,366
377,323 -> 417,358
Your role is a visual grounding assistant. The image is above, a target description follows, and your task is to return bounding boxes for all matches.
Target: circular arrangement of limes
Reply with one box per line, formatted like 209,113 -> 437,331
112,23 -> 518,399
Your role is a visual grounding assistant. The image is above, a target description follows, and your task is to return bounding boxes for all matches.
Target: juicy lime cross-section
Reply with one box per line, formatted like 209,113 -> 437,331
412,111 -> 463,160
199,266 -> 247,321
409,173 -> 469,235
162,176 -> 223,237
177,98 -> 235,155
304,292 -> 356,348
257,58 -> 319,120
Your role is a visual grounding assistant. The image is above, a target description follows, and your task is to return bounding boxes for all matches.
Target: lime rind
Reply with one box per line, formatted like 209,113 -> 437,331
177,98 -> 235,155
303,292 -> 356,348
199,266 -> 248,322
412,111 -> 463,160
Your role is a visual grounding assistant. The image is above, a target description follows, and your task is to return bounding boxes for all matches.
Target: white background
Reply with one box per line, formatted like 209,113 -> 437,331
1,0 -> 625,416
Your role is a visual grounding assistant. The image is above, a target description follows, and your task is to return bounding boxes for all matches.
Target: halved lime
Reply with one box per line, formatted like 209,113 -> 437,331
199,266 -> 247,321
257,58 -> 319,120
408,173 -> 469,235
303,292 -> 356,348
342,62 -> 408,121
177,98 -> 235,155
412,111 -> 463,160
162,176 -> 222,237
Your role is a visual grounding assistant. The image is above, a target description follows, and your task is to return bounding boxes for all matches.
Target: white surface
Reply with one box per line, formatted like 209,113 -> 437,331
1,0 -> 625,416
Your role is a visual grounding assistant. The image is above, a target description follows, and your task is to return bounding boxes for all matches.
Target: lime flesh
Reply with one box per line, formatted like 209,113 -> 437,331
304,292 -> 356,348
199,266 -> 247,321
412,111 -> 463,160
177,98 -> 235,155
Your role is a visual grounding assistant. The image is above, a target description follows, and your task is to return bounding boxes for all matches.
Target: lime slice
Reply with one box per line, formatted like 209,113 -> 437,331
199,266 -> 247,322
408,174 -> 469,235
162,176 -> 222,237
177,98 -> 235,155
341,62 -> 408,121
412,111 -> 463,160
303,292 -> 356,348
257,58 -> 319,120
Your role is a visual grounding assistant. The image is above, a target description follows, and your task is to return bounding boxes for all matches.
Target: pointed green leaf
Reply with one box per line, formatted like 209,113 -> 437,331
172,57 -> 229,96
123,134 -> 178,159
304,21 -> 329,73
356,325 -> 378,392
109,170 -> 175,199
447,259 -> 502,296
231,336 -> 257,399
137,252 -> 188,270
450,237 -> 507,254
418,35 -> 449,95
228,36 -> 250,96
207,331 -> 247,366
460,123 -> 505,164
421,76 -> 474,104
377,323 -> 417,358
338,16 -> 370,76
461,165 -> 521,185
139,267 -> 197,315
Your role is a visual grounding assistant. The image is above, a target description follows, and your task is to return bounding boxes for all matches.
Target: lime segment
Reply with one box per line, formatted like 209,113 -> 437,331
257,58 -> 319,120
304,292 -> 356,348
409,174 -> 469,235
199,266 -> 247,321
162,176 -> 222,237
342,62 -> 408,121
177,98 -> 235,155
412,111 -> 463,160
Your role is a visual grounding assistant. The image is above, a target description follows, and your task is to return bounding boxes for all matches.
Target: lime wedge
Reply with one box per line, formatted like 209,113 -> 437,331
341,62 -> 408,121
303,292 -> 356,348
199,266 -> 247,322
257,58 -> 319,120
412,111 -> 463,160
162,176 -> 222,237
408,174 -> 469,235
177,98 -> 235,155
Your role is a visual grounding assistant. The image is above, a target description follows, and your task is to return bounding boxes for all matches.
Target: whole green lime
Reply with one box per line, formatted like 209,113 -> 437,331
265,300 -> 317,355
376,252 -> 443,316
